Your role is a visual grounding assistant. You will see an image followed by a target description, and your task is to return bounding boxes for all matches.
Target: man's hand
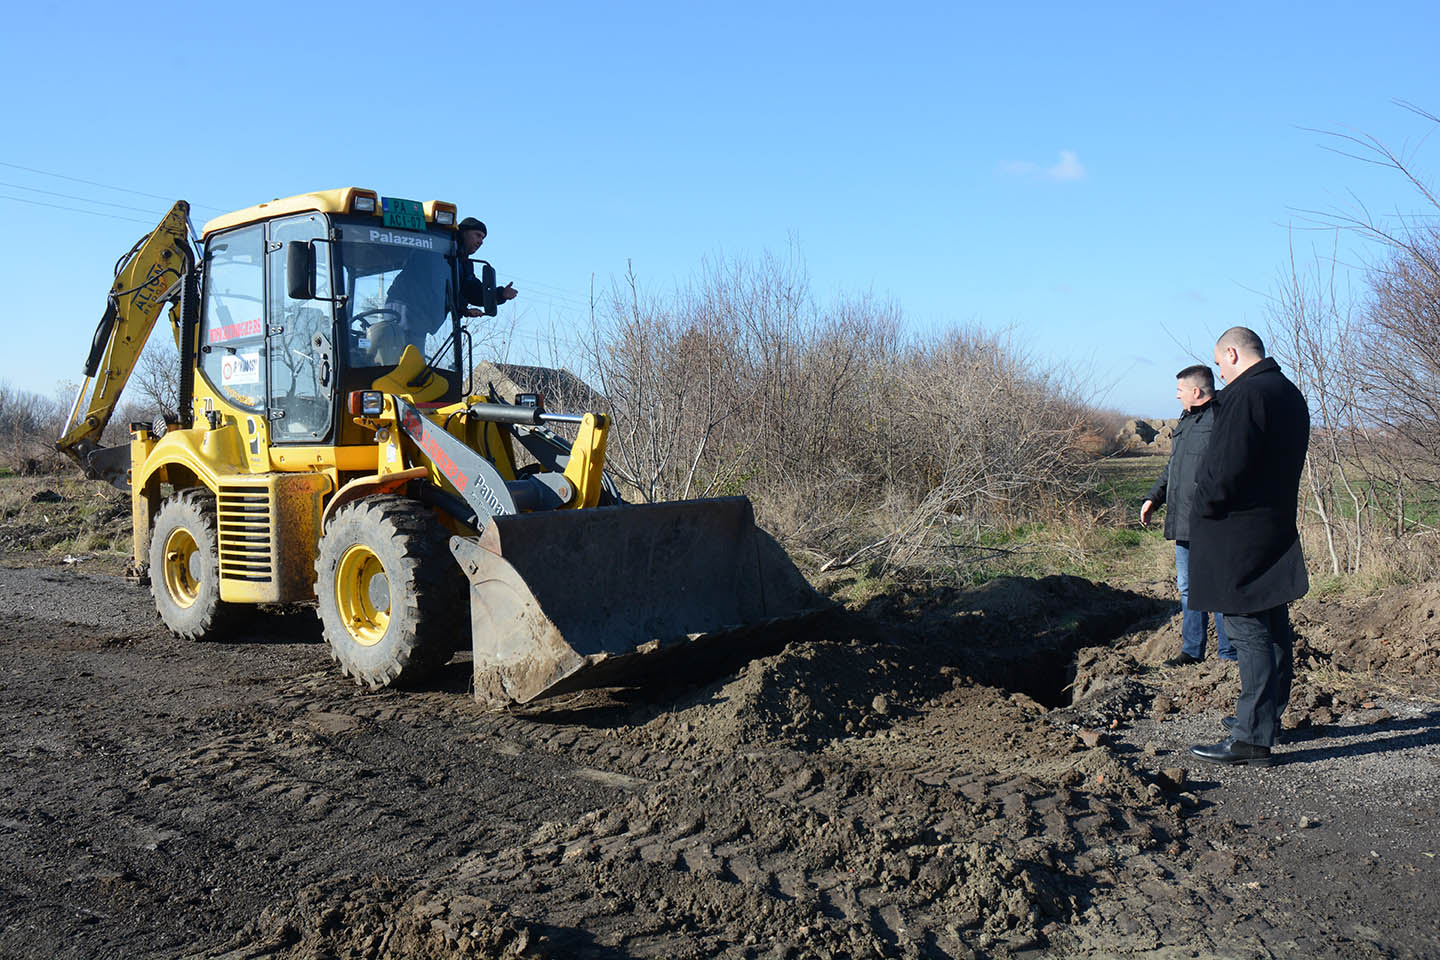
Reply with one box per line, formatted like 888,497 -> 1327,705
1139,499 -> 1155,526
498,282 -> 518,302
463,307 -> 484,318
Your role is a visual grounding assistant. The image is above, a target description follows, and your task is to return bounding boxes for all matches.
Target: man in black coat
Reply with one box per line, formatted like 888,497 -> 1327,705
456,217 -> 518,317
1187,326 -> 1311,766
1140,364 -> 1233,666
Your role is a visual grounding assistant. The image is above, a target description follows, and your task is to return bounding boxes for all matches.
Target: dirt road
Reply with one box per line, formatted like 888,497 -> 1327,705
2,561 -> 1437,959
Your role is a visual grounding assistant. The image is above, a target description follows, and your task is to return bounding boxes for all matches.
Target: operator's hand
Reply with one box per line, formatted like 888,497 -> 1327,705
1139,499 -> 1155,527
463,307 -> 484,318
498,282 -> 518,302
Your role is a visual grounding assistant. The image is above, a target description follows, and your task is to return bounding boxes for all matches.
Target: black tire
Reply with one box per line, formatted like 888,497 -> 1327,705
314,495 -> 463,688
149,489 -> 240,640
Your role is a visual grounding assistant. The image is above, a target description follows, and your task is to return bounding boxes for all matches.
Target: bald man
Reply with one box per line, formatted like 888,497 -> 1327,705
1187,326 -> 1310,766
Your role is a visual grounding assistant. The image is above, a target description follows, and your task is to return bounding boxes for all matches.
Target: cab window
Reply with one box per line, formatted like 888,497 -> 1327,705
267,215 -> 334,441
335,222 -> 460,374
199,225 -> 266,412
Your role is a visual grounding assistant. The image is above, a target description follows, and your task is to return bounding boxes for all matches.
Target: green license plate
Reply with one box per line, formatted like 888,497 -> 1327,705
381,197 -> 425,230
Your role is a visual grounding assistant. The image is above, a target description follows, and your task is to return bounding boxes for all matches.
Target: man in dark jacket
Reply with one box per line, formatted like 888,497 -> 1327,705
376,217 -> 520,361
1188,326 -> 1310,766
456,217 -> 518,317
1140,364 -> 1233,666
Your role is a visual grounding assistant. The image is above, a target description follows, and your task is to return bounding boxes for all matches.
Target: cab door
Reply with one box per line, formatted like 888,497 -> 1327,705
266,214 -> 335,443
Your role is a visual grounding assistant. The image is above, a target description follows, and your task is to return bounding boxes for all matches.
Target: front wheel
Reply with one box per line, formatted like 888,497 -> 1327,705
149,489 -> 240,639
314,495 -> 461,688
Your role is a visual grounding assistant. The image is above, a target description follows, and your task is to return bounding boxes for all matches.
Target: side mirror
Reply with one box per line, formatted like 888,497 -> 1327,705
286,241 -> 316,300
481,262 -> 499,317
474,260 -> 498,317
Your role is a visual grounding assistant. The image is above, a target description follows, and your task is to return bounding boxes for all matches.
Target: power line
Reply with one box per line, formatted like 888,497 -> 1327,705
0,193 -> 154,225
0,160 -> 225,211
504,275 -> 602,311
0,180 -> 170,217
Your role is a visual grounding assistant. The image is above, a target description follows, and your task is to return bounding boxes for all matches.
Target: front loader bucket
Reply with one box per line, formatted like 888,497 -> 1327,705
449,496 -> 829,706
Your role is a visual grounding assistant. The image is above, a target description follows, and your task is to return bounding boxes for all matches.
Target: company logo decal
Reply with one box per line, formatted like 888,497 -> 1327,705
400,407 -> 470,493
368,229 -> 436,250
209,317 -> 263,344
221,351 -> 261,385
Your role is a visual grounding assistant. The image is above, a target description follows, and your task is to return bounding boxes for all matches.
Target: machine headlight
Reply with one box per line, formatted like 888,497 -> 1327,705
353,195 -> 377,213
347,390 -> 385,416
434,210 -> 455,225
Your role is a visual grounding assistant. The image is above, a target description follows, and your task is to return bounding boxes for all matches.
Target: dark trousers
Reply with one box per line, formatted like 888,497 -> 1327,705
1226,605 -> 1294,747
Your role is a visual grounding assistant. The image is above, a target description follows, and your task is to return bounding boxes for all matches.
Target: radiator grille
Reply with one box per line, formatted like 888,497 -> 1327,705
217,487 -> 273,582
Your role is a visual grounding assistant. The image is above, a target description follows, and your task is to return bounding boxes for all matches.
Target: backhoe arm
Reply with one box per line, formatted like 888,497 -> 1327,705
58,200 -> 195,486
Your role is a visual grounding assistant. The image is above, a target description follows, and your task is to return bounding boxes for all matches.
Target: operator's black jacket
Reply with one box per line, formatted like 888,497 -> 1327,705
1143,399 -> 1218,543
1186,357 -> 1311,614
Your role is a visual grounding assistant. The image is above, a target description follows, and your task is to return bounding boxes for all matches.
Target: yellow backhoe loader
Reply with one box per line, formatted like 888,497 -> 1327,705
59,188 -> 825,705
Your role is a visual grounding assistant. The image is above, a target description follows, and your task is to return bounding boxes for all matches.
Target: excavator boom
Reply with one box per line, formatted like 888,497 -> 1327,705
58,201 -> 195,487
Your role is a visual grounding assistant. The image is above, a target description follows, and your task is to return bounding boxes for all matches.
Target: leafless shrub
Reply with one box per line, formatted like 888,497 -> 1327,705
577,252 -> 1095,573
877,330 -> 1094,570
0,383 -> 67,473
1361,229 -> 1440,480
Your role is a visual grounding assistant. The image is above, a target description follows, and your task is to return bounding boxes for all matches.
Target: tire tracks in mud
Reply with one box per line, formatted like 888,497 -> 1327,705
9,562 -> 1431,959
0,564 -> 1188,959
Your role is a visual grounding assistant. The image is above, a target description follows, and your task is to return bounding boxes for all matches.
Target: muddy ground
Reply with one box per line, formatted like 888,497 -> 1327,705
1,484 -> 1438,959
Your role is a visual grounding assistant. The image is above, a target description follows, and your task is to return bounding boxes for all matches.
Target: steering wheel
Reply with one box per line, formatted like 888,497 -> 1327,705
350,307 -> 401,332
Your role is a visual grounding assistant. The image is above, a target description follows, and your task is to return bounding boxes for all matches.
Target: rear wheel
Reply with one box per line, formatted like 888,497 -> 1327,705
149,489 -> 240,639
315,495 -> 461,688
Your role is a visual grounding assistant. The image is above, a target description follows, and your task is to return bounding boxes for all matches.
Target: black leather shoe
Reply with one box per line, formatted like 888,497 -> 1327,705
1163,652 -> 1203,667
1191,737 -> 1274,767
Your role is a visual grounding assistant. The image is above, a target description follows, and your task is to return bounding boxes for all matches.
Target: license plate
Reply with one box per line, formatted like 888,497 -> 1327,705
381,197 -> 425,230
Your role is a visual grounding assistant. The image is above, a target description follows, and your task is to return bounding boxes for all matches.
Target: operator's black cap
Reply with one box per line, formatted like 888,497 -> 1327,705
458,217 -> 487,235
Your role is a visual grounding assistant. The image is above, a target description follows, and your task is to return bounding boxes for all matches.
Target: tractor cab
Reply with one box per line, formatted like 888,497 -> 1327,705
197,190 -> 495,447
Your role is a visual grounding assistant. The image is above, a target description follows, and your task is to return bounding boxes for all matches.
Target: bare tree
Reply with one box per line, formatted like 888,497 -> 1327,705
1268,232 -> 1368,574
1311,103 -> 1440,482
130,338 -> 181,420
1273,103 -> 1440,579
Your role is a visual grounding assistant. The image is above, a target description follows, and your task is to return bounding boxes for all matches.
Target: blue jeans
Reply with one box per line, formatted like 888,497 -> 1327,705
1175,541 -> 1233,660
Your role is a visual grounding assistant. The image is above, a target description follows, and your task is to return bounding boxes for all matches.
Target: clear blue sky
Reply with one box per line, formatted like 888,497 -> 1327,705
3,1 -> 1437,418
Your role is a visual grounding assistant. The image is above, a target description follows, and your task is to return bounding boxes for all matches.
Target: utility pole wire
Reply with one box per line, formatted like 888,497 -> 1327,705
0,160 -> 226,211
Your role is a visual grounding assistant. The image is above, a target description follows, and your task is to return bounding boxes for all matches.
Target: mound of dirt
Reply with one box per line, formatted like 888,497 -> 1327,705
1073,580 -> 1440,734
1295,582 -> 1440,679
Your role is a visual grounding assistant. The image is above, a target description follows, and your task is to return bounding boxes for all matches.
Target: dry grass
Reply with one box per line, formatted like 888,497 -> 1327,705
0,475 -> 130,558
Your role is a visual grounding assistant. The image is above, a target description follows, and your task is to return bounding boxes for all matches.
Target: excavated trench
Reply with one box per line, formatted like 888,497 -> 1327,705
996,603 -> 1172,708
511,575 -> 1176,741
897,575 -> 1174,711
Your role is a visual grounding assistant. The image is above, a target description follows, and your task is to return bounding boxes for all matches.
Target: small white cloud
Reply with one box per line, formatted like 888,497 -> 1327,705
1046,149 -> 1085,182
1002,149 -> 1087,183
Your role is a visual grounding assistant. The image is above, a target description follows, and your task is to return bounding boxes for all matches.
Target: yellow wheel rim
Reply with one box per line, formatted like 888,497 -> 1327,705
335,544 -> 390,647
162,527 -> 201,609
